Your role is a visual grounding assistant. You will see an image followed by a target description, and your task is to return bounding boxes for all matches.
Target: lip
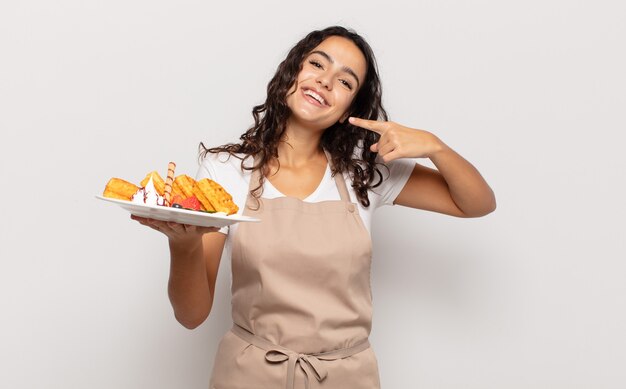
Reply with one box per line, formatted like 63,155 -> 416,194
301,87 -> 329,107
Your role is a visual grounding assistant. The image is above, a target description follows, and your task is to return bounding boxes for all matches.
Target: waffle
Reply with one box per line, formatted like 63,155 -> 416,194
103,178 -> 139,201
192,178 -> 239,215
171,174 -> 196,199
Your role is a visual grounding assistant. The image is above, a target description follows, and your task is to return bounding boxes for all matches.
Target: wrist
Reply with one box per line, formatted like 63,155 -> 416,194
169,235 -> 203,257
428,133 -> 448,160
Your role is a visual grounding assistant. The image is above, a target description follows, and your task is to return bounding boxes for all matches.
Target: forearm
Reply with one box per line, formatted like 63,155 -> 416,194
167,238 -> 212,329
429,138 -> 496,217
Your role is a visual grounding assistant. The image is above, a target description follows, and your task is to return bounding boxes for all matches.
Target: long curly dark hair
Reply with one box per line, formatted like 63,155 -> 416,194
199,26 -> 388,207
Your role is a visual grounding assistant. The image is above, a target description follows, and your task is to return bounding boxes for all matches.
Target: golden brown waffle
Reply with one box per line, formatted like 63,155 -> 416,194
192,178 -> 239,215
171,174 -> 196,199
103,178 -> 140,201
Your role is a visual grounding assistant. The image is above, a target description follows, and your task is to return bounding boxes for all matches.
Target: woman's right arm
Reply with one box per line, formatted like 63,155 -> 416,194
132,215 -> 226,329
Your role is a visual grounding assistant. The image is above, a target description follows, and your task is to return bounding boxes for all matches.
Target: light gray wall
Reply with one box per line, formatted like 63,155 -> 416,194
1,0 -> 624,388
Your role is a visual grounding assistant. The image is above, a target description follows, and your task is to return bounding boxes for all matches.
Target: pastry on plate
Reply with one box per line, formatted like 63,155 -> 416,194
192,178 -> 239,215
103,178 -> 140,201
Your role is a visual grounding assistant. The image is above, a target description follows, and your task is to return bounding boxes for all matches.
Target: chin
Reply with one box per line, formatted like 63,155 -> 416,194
291,112 -> 337,129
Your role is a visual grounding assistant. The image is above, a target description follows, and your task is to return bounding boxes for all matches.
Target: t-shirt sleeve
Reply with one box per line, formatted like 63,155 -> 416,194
371,157 -> 415,207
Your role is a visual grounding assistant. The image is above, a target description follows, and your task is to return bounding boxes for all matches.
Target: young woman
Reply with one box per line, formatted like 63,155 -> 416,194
133,26 -> 495,389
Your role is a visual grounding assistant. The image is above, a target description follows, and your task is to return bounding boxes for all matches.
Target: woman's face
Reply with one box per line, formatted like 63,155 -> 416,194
286,36 -> 367,130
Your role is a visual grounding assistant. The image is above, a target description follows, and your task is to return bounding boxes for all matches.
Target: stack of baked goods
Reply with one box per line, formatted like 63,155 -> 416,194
102,162 -> 238,215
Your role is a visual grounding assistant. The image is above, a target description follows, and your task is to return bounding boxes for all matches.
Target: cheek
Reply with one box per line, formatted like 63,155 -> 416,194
288,70 -> 314,95
297,69 -> 317,82
336,93 -> 355,112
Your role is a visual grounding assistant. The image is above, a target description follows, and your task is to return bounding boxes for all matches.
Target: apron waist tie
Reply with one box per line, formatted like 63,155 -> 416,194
231,324 -> 370,389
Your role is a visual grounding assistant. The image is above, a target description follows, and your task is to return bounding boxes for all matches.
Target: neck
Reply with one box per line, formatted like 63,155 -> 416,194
275,118 -> 325,168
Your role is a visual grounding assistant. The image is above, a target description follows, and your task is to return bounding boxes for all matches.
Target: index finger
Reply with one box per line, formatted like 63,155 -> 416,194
348,117 -> 386,134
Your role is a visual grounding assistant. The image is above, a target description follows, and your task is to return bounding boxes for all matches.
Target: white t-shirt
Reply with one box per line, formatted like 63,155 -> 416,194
195,151 -> 415,238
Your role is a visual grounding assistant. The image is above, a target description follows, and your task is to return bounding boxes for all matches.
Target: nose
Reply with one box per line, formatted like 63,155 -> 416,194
316,72 -> 332,90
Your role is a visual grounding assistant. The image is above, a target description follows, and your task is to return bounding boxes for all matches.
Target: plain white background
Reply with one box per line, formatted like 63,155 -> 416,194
1,0 -> 625,388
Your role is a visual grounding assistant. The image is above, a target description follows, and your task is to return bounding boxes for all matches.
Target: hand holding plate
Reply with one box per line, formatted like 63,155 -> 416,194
131,214 -> 219,244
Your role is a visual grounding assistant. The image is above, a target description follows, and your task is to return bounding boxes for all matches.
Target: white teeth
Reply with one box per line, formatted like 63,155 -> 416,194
304,89 -> 326,106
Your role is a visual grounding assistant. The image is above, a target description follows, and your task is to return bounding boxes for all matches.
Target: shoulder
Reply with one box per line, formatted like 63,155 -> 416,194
347,143 -> 414,206
375,155 -> 415,181
347,143 -> 413,184
197,151 -> 252,180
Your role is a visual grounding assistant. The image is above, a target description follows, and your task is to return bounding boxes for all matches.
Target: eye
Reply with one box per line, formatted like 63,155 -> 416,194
308,60 -> 323,69
339,79 -> 353,90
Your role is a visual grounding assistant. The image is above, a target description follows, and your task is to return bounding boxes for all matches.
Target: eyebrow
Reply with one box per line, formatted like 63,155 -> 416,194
309,50 -> 361,88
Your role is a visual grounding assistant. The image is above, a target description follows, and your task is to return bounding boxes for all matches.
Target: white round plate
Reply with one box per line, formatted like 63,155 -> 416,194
96,195 -> 259,228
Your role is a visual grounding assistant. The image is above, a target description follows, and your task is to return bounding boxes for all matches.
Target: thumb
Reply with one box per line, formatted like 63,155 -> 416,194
370,143 -> 379,152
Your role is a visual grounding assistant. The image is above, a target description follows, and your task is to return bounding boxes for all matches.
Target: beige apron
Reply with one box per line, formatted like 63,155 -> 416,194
209,151 -> 380,389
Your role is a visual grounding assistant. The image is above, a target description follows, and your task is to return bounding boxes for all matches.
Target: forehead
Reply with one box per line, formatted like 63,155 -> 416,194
309,36 -> 367,81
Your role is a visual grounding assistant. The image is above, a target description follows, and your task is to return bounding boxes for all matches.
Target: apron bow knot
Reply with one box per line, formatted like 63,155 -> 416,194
265,349 -> 327,389
232,324 -> 371,389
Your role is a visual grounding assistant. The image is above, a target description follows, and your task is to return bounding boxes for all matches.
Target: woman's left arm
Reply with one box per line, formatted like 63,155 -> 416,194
349,117 -> 496,218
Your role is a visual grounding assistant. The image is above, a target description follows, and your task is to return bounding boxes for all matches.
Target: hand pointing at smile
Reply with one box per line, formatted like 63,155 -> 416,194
348,117 -> 445,162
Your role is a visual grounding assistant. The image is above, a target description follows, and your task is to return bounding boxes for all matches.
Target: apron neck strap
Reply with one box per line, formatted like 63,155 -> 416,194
323,149 -> 352,203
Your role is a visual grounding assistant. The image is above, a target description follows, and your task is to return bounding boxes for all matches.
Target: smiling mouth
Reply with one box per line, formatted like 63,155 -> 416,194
302,88 -> 328,107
